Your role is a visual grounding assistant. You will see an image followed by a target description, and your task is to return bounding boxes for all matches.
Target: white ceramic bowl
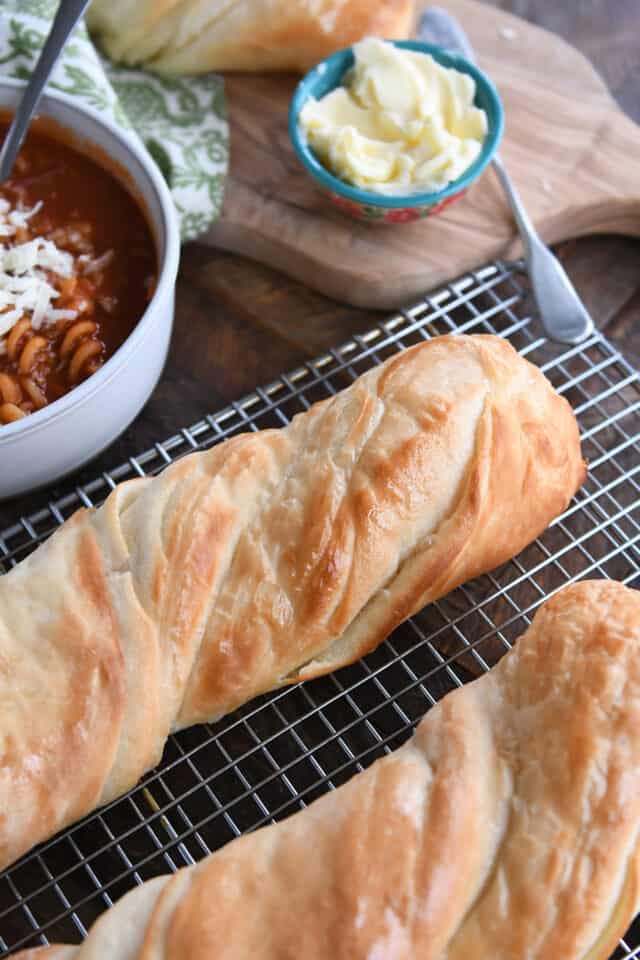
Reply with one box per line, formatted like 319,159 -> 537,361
0,78 -> 180,499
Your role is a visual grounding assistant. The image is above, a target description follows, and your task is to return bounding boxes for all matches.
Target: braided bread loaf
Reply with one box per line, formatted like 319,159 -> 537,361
87,0 -> 415,74
0,335 -> 584,873
14,580 -> 640,960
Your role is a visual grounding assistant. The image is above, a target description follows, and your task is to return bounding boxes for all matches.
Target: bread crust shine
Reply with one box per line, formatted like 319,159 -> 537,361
12,580 -> 640,960
0,335 -> 584,875
86,0 -> 416,73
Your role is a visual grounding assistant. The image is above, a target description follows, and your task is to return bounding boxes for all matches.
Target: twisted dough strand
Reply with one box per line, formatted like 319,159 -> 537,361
14,580 -> 640,959
0,335 -> 585,873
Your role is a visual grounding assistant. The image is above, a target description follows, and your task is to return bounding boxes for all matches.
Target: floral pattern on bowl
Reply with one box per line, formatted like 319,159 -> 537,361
329,190 -> 467,223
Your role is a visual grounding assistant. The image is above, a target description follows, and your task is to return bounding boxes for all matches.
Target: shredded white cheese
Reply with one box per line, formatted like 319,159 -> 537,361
78,249 -> 114,275
0,200 -> 78,339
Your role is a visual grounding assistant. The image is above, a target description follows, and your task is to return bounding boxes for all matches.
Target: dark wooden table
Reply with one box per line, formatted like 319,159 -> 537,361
2,0 -> 639,526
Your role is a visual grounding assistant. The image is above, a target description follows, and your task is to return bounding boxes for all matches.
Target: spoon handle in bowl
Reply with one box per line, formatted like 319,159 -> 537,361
0,0 -> 92,182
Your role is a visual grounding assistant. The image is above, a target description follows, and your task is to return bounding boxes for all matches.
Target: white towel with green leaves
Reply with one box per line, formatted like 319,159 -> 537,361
0,0 -> 229,241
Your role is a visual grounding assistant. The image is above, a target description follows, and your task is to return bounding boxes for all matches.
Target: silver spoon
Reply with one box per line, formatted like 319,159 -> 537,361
0,0 -> 92,182
419,8 -> 594,345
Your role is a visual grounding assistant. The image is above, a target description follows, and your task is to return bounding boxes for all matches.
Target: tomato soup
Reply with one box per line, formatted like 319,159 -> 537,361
0,118 -> 156,426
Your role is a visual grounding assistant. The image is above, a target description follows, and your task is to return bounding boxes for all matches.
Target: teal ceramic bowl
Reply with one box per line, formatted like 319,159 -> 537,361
289,40 -> 504,223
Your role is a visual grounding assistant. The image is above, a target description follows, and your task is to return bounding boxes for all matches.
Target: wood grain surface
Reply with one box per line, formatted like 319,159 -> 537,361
203,0 -> 640,308
0,0 -> 639,527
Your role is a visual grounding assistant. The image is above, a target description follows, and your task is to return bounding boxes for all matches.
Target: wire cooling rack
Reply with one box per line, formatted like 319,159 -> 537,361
1,260 -> 639,957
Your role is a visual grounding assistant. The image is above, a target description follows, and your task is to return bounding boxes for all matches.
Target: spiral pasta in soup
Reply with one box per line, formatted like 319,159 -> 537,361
0,117 -> 156,426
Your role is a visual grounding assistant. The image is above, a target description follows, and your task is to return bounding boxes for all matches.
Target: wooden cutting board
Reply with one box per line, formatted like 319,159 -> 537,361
202,0 -> 640,309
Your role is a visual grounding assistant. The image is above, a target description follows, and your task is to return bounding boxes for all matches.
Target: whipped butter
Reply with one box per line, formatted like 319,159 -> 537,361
299,38 -> 488,195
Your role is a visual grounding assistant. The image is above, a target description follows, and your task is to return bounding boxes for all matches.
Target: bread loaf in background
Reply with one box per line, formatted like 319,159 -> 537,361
0,335 -> 585,875
86,0 -> 416,73
13,580 -> 640,960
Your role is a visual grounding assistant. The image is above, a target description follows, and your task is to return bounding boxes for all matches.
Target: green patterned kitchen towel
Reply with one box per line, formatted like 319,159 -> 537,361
0,0 -> 228,241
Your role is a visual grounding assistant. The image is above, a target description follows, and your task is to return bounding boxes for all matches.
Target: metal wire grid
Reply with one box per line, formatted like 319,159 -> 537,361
0,260 -> 639,957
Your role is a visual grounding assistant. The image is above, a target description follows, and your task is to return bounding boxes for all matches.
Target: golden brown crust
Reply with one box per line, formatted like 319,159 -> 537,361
0,335 -> 584,874
86,0 -> 416,74
0,518 -> 127,872
294,335 -> 586,681
13,581 -> 640,960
